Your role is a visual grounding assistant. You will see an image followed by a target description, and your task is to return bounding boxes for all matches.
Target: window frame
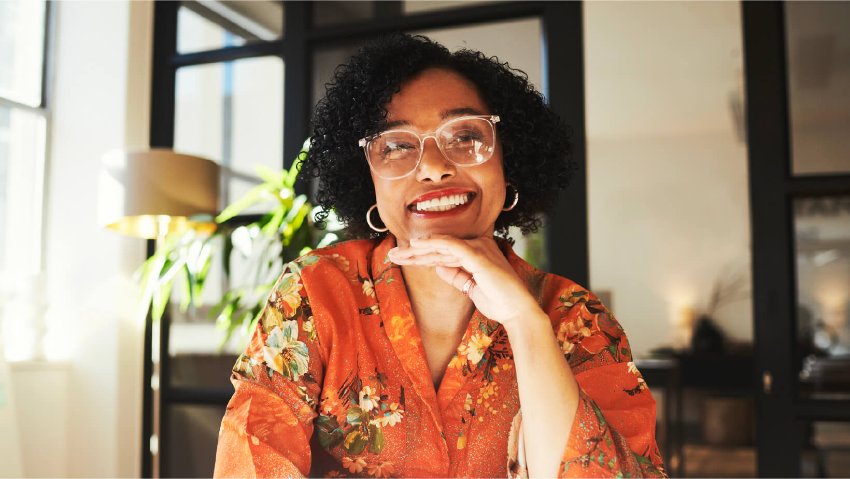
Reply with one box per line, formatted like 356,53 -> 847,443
743,2 -> 850,477
0,0 -> 53,350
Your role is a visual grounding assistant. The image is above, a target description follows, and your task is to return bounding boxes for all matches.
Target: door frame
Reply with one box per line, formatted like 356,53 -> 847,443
743,2 -> 850,476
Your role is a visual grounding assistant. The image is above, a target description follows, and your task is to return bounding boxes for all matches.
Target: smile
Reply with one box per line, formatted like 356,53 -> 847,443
412,192 -> 473,212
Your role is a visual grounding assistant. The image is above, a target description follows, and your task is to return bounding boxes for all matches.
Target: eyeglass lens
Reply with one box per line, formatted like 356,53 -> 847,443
367,117 -> 496,178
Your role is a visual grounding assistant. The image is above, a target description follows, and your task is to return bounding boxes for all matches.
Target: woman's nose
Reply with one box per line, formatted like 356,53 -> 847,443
415,136 -> 455,182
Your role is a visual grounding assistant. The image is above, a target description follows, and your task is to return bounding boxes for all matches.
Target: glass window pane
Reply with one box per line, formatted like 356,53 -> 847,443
174,57 -> 284,212
586,1 -> 752,359
801,422 -> 850,477
177,2 -> 283,54
0,105 -> 46,361
0,0 -> 46,106
0,106 -> 46,277
403,0 -> 506,15
165,404 -> 227,477
786,2 -> 850,176
313,1 -> 373,27
795,196 -> 850,400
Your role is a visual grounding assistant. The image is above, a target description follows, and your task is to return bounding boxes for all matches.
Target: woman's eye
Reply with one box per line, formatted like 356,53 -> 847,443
379,141 -> 417,161
447,130 -> 482,145
388,142 -> 414,151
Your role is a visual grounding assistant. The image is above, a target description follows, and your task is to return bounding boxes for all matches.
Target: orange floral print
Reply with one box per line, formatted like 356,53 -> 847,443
214,236 -> 666,478
341,456 -> 366,474
367,461 -> 394,478
270,272 -> 303,318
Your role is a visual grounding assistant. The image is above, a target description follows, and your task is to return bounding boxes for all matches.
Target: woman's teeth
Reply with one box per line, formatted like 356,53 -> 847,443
414,193 -> 471,212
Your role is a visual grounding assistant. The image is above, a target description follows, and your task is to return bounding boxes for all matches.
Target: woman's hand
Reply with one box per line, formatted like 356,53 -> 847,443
387,234 -> 542,326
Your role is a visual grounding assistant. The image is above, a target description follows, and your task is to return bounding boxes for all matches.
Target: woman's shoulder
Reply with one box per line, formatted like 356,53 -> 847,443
502,243 -> 629,364
539,276 -> 632,372
500,239 -> 599,307
286,237 -> 380,277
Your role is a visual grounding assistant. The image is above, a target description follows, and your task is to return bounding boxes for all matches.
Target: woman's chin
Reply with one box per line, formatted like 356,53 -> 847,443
400,223 -> 491,241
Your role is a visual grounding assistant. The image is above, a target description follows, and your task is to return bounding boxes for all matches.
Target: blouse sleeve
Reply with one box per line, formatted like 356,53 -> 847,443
214,263 -> 325,478
553,284 -> 667,478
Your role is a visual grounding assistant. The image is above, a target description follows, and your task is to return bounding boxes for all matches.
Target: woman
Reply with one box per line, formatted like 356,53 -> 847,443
214,34 -> 665,478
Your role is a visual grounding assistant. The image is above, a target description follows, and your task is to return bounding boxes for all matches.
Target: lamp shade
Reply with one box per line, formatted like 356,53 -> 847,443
99,149 -> 220,239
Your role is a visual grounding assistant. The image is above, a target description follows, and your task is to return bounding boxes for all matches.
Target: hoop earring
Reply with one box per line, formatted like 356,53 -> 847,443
503,183 -> 519,212
366,204 -> 388,233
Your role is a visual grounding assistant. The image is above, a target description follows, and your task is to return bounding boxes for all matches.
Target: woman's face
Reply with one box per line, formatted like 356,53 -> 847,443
370,68 -> 506,244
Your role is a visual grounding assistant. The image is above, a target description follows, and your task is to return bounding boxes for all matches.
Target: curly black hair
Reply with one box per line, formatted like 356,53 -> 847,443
300,33 -> 574,239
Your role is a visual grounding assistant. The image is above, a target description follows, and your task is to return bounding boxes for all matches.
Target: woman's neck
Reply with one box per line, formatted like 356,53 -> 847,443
401,264 -> 474,337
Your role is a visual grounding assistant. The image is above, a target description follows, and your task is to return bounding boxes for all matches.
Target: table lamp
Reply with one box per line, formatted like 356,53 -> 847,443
99,149 -> 220,239
98,148 -> 220,478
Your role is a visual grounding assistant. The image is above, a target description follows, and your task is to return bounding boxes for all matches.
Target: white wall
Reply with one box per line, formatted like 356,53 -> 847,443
12,1 -> 153,477
584,2 -> 752,356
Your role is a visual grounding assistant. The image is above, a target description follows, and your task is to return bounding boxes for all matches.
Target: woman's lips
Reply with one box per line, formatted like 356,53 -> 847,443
408,192 -> 476,217
408,187 -> 476,206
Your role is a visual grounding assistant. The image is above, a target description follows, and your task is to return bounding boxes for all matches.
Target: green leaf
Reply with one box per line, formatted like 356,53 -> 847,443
342,430 -> 367,455
255,164 -> 285,186
179,263 -> 194,312
346,406 -> 365,426
284,195 -> 309,225
261,207 -> 287,237
151,279 -> 173,325
316,414 -> 340,431
368,424 -> 385,454
316,415 -> 344,450
216,183 -> 274,223
209,291 -> 237,320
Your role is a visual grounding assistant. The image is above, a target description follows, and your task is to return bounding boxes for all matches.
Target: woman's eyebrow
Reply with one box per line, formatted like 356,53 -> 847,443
384,119 -> 409,129
441,107 -> 484,119
383,107 -> 486,130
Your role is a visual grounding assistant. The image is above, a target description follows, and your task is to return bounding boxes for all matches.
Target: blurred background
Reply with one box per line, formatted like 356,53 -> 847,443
0,0 -> 848,477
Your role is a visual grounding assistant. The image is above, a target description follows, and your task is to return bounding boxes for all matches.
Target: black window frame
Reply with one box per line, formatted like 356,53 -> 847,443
743,2 -> 850,477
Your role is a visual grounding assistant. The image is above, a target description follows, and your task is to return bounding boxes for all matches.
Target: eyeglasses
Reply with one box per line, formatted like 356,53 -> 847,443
358,115 -> 501,180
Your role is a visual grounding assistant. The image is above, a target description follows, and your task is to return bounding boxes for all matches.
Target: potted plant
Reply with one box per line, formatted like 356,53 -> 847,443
137,144 -> 339,349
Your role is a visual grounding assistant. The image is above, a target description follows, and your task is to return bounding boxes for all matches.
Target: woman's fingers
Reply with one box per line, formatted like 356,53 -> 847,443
388,250 -> 461,267
434,265 -> 466,288
407,237 -> 493,272
435,266 -> 481,300
393,235 -> 536,324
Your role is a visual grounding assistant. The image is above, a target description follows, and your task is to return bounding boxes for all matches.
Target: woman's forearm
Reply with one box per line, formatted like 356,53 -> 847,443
504,308 -> 579,478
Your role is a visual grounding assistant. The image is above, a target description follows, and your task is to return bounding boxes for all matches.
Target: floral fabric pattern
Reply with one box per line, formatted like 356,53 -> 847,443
214,235 -> 666,478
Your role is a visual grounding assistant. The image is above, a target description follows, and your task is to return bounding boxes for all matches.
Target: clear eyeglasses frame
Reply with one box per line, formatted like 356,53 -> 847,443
357,114 -> 501,180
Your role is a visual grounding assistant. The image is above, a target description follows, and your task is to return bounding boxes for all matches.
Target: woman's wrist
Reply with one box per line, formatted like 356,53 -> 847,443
501,304 -> 552,342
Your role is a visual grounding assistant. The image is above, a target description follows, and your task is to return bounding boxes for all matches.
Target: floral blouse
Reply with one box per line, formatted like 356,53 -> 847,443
213,235 -> 666,478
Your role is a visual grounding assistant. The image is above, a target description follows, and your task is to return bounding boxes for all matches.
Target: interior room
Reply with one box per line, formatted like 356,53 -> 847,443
1,1 -> 848,477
